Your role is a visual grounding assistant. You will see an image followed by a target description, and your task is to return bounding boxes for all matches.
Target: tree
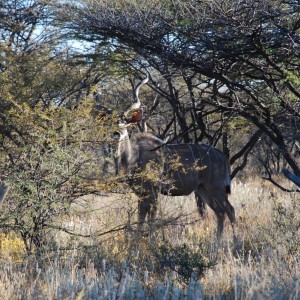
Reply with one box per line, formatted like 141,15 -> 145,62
0,0 -> 120,254
60,0 -> 300,187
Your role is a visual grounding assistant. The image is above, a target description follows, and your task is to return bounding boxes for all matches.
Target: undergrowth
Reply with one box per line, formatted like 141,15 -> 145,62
0,179 -> 299,299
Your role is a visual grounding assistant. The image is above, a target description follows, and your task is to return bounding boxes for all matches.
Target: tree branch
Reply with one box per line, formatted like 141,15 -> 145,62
261,163 -> 300,193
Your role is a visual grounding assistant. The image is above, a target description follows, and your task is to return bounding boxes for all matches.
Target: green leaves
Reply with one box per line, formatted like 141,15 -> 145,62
155,241 -> 214,282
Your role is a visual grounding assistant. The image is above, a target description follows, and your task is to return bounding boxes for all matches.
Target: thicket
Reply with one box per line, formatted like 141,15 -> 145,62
0,0 -> 120,253
63,0 -> 300,186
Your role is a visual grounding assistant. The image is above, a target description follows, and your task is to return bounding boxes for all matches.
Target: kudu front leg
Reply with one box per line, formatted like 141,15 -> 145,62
137,196 -> 157,231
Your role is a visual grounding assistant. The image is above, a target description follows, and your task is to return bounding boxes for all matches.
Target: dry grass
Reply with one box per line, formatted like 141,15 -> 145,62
0,178 -> 299,299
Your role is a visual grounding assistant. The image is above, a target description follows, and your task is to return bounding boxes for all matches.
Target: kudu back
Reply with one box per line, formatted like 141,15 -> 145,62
117,75 -> 235,239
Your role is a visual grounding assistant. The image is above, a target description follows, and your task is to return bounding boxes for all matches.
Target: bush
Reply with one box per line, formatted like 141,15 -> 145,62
0,102 -> 117,255
154,241 -> 214,283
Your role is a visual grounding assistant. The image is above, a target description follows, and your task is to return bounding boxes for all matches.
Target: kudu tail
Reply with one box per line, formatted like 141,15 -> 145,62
225,184 -> 231,194
225,158 -> 231,194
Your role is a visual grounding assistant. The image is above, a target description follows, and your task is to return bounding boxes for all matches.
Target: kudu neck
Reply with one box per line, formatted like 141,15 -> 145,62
117,126 -> 135,171
118,126 -> 130,142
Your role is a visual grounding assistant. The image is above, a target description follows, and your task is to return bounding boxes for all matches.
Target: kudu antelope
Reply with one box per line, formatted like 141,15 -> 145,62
116,76 -> 235,239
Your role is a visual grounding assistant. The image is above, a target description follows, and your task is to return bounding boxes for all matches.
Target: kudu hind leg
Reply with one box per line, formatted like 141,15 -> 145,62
224,196 -> 236,235
210,188 -> 236,238
194,191 -> 206,217
222,195 -> 238,249
196,186 -> 227,239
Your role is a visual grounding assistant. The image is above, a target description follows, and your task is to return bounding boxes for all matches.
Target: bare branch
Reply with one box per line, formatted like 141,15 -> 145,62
261,163 -> 300,193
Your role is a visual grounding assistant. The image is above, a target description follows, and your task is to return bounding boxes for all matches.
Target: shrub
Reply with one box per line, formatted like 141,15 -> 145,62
154,241 -> 214,283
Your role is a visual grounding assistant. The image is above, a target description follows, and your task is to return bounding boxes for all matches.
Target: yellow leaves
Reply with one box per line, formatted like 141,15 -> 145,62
78,177 -> 125,195
5,98 -> 113,150
168,155 -> 207,175
193,165 -> 207,172
0,233 -> 26,263
226,117 -> 250,132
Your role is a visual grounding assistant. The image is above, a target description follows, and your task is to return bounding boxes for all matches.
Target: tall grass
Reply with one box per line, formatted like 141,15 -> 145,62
0,178 -> 299,299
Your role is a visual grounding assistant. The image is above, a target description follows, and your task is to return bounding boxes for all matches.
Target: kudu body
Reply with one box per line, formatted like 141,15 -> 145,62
117,76 -> 235,239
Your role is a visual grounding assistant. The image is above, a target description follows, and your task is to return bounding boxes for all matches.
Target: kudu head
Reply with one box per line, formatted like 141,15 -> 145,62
116,74 -> 150,172
123,74 -> 149,124
117,74 -> 150,136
